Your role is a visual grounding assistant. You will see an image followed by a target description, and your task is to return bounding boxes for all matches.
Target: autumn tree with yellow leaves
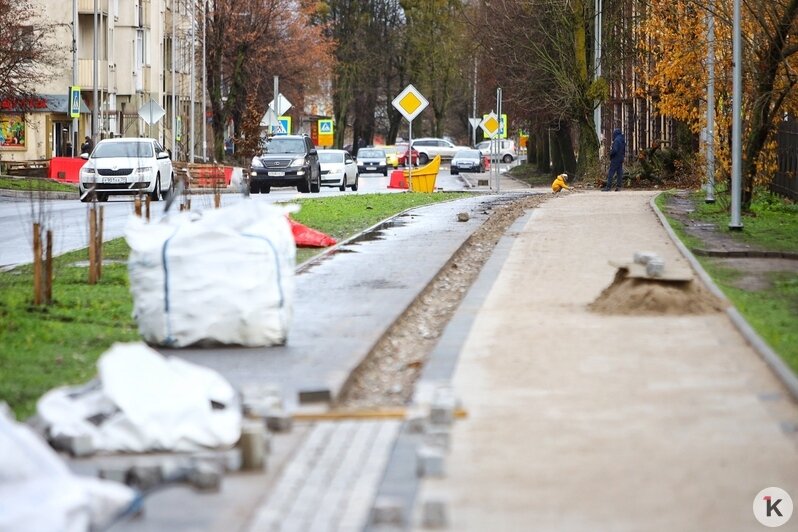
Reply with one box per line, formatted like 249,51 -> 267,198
640,0 -> 798,209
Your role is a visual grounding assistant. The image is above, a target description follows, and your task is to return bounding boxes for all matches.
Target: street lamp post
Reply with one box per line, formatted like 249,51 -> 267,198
706,0 -> 716,204
730,0 -> 743,230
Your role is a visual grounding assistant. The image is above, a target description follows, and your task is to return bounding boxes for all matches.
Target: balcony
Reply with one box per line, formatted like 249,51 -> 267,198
78,59 -> 108,90
78,0 -> 108,15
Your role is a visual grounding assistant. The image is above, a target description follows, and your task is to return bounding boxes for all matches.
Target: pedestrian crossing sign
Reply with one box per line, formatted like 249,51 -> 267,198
318,119 -> 333,135
69,86 -> 81,118
273,116 -> 291,135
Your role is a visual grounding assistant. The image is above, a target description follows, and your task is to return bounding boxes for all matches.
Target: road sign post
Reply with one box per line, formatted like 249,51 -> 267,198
479,111 -> 500,192
392,84 -> 429,191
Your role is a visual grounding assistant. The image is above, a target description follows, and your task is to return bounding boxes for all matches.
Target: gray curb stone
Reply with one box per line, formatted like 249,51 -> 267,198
650,193 -> 798,401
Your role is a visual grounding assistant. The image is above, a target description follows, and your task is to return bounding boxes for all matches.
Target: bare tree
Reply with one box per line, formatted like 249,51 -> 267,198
0,0 -> 65,101
204,0 -> 332,161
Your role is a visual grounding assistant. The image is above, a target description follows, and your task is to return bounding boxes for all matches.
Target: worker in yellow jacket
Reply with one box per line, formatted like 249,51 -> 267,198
551,173 -> 570,192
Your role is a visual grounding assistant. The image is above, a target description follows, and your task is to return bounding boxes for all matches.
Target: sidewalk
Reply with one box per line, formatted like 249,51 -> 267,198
412,190 -> 798,530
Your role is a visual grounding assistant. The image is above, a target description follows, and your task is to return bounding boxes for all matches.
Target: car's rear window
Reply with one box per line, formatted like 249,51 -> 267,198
93,142 -> 153,158
318,152 -> 344,163
358,149 -> 384,158
265,139 -> 306,154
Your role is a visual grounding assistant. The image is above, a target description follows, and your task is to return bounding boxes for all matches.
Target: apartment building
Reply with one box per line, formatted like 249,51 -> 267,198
0,0 -> 204,163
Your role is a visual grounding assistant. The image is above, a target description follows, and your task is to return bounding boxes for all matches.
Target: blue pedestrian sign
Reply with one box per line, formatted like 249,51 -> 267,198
69,86 -> 81,118
318,119 -> 333,134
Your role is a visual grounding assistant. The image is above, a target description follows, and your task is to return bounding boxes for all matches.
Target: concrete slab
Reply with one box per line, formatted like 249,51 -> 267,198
415,191 -> 798,531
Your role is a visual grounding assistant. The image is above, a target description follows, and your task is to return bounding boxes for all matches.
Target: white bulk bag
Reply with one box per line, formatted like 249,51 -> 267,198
126,199 -> 295,347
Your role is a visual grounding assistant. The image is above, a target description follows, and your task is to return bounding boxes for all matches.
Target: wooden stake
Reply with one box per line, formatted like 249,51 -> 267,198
96,207 -> 104,280
145,195 -> 151,221
33,223 -> 42,305
45,229 -> 53,304
88,207 -> 97,285
134,195 -> 142,217
214,189 -> 221,209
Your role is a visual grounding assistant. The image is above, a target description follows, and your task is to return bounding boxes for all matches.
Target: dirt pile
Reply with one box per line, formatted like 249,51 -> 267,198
589,269 -> 727,315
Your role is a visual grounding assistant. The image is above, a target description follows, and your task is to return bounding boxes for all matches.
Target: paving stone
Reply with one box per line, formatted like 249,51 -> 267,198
240,421 -> 267,471
371,496 -> 405,526
421,498 -> 448,528
416,446 -> 445,478
187,461 -> 223,492
266,411 -> 294,433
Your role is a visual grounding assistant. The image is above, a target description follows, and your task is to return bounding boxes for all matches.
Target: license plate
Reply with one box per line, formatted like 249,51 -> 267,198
268,171 -> 285,177
103,176 -> 125,184
367,166 -> 376,171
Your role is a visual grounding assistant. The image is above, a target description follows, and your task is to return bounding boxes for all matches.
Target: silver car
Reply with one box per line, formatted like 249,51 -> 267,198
411,137 -> 470,164
356,148 -> 388,176
450,149 -> 485,175
79,138 -> 174,202
476,139 -> 517,163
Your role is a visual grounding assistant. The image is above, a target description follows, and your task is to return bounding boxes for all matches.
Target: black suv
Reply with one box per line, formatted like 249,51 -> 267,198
249,135 -> 321,194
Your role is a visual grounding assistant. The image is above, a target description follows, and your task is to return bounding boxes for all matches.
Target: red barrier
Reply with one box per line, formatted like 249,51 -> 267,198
288,218 -> 337,248
49,157 -> 86,183
387,169 -> 409,189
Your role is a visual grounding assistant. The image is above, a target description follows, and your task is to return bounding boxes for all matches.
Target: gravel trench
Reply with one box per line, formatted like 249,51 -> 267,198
337,193 -> 550,408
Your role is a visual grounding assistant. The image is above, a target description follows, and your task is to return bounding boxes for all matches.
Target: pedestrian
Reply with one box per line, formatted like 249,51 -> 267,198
603,128 -> 626,191
80,135 -> 94,155
65,142 -> 73,157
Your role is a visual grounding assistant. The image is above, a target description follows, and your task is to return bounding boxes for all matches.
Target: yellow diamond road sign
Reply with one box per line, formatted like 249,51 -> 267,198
392,84 -> 428,121
480,112 -> 500,138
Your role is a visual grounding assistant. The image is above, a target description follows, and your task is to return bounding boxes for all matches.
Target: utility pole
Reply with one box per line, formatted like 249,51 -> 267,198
593,0 -> 602,149
202,0 -> 207,161
171,0 -> 177,158
472,57 -> 477,147
730,0 -> 743,230
189,0 -> 195,163
92,0 -> 98,142
706,0 -> 716,203
72,0 -> 79,152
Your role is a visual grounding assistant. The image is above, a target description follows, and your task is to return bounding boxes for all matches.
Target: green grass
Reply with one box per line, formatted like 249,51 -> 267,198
0,239 -> 138,420
0,176 -> 78,193
657,190 -> 798,374
505,163 -> 553,187
291,192 -> 468,264
0,192 -> 469,419
690,190 -> 798,251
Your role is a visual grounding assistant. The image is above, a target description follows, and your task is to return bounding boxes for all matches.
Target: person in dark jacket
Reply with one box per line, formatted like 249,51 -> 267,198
80,136 -> 94,155
603,128 -> 626,191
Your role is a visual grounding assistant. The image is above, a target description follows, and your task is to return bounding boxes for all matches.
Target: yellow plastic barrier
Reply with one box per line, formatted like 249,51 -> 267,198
404,155 -> 441,193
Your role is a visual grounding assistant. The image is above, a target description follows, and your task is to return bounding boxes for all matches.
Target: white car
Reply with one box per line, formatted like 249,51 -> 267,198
319,149 -> 359,191
411,137 -> 470,164
476,139 -> 517,163
79,137 -> 173,202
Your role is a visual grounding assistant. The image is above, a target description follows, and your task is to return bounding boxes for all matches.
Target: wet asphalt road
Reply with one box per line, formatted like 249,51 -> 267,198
161,194 -> 504,409
0,169 -> 468,269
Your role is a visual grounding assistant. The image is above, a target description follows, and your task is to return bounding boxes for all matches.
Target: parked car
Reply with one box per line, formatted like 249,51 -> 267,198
249,134 -> 321,194
319,149 -> 359,191
450,149 -> 485,175
356,148 -> 388,176
476,139 -> 517,163
380,146 -> 399,168
411,137 -> 469,164
395,143 -> 419,166
78,137 -> 173,202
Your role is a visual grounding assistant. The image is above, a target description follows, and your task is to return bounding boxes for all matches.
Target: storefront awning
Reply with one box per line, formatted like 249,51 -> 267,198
0,94 -> 91,114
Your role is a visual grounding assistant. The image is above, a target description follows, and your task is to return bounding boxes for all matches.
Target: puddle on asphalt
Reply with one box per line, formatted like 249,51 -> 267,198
297,216 -> 412,274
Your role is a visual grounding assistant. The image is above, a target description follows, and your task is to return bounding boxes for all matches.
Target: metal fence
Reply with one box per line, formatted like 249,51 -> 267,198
775,118 -> 798,200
